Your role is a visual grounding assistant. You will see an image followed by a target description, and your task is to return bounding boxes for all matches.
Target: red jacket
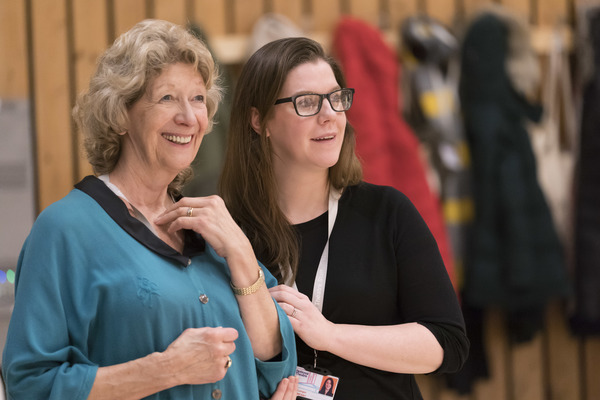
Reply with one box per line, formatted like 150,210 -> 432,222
332,17 -> 456,288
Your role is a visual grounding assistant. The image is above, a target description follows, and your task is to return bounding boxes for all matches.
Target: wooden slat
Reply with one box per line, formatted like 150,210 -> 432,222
31,0 -> 74,211
388,0 -> 419,35
309,1 -> 342,32
461,0 -> 494,18
473,310 -> 508,400
536,0 -> 569,25
584,337 -> 600,400
113,0 -> 147,39
272,0 -> 304,29
192,0 -> 227,35
440,389 -> 468,400
72,0 -> 108,180
0,0 -> 28,98
511,334 -> 545,400
347,0 -> 381,27
425,0 -> 457,27
154,0 -> 187,25
232,0 -> 265,34
546,301 -> 582,400
415,374 -> 438,399
500,0 -> 532,22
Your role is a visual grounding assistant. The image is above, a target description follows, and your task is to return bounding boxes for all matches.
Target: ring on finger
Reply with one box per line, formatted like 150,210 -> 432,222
225,356 -> 232,369
187,207 -> 193,217
291,307 -> 298,319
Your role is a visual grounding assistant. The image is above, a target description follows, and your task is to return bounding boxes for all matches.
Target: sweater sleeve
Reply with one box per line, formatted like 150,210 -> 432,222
2,207 -> 98,400
392,190 -> 470,374
255,266 -> 297,397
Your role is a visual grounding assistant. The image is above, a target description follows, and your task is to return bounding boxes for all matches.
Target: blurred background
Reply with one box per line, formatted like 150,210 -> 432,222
1,0 -> 599,399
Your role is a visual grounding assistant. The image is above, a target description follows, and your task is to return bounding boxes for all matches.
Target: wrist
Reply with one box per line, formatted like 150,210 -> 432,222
231,268 -> 265,296
318,321 -> 338,353
151,350 -> 180,388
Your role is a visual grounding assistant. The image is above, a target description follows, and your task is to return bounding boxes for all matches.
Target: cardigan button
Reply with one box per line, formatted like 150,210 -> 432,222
187,258 -> 192,266
212,389 -> 222,399
199,294 -> 209,304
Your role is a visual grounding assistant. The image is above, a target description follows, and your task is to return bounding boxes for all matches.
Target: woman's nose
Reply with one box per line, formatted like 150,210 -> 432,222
318,97 -> 337,119
174,101 -> 196,125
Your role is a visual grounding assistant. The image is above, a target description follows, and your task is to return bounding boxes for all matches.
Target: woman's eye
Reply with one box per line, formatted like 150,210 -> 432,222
297,96 -> 317,108
160,94 -> 173,101
193,95 -> 205,103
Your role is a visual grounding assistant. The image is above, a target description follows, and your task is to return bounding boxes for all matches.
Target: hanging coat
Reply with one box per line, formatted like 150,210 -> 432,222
570,5 -> 600,336
332,17 -> 456,288
459,11 -> 570,338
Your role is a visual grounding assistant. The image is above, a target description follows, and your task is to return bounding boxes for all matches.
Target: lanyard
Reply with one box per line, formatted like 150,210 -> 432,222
284,189 -> 341,370
309,189 -> 340,371
311,189 -> 341,312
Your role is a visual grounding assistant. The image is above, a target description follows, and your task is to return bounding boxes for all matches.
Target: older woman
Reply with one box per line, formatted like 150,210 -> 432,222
2,19 -> 296,399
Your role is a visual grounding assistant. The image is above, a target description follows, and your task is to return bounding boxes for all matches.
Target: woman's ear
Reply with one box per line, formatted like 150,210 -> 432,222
250,107 -> 268,136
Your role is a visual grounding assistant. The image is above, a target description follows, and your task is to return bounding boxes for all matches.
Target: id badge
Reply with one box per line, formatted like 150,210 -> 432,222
295,365 -> 340,399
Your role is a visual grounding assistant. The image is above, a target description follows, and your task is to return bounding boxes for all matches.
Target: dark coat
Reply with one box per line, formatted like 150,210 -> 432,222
459,12 -> 570,319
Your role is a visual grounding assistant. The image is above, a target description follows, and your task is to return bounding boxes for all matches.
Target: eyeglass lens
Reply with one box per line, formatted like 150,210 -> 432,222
295,89 -> 353,116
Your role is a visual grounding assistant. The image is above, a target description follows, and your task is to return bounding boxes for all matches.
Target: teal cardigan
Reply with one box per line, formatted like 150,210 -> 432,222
2,176 -> 296,399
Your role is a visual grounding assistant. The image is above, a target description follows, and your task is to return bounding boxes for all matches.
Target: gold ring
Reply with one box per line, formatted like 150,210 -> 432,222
225,356 -> 232,369
291,307 -> 298,319
187,207 -> 193,217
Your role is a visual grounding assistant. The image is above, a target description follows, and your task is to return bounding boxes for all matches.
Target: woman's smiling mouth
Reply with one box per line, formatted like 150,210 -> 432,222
162,134 -> 192,144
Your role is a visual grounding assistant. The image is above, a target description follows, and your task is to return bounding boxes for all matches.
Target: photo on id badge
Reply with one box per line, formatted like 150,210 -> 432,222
296,366 -> 339,399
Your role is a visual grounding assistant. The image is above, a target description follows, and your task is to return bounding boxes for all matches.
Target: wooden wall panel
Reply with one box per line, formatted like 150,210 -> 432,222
232,0 -> 265,34
461,0 -> 494,17
309,1 -> 342,32
0,0 -> 28,98
511,335 -> 545,400
113,0 -> 147,39
547,302 -> 582,400
425,0 -> 458,27
154,0 -> 188,25
388,0 -> 419,33
473,310 -> 509,400
72,0 -> 109,179
536,0 -> 570,25
500,0 -> 532,22
193,0 -> 227,35
272,0 -> 304,29
584,338 -> 600,400
348,0 -> 381,27
415,374 -> 437,399
30,0 -> 74,210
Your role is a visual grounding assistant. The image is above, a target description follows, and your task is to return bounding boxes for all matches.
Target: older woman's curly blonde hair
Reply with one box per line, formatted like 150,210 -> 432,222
73,19 -> 222,195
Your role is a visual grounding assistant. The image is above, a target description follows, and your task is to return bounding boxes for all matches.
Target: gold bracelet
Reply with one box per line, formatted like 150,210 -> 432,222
230,268 -> 265,296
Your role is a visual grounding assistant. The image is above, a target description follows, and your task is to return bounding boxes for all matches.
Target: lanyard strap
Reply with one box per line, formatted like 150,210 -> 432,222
311,189 -> 341,312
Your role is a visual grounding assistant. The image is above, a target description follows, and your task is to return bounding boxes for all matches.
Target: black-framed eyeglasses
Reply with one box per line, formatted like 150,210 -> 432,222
274,88 -> 355,117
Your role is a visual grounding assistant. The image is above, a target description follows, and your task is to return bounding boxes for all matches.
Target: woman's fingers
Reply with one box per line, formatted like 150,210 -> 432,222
269,284 -> 308,302
165,327 -> 239,385
269,376 -> 298,400
154,196 -> 251,258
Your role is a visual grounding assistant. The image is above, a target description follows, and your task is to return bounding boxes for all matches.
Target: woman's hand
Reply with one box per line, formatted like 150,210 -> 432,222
269,376 -> 298,400
155,196 -> 252,260
269,285 -> 335,351
162,327 -> 238,386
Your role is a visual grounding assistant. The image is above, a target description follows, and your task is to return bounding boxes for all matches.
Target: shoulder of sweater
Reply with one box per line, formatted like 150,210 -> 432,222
33,189 -> 98,232
341,182 -> 414,219
345,181 -> 410,204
